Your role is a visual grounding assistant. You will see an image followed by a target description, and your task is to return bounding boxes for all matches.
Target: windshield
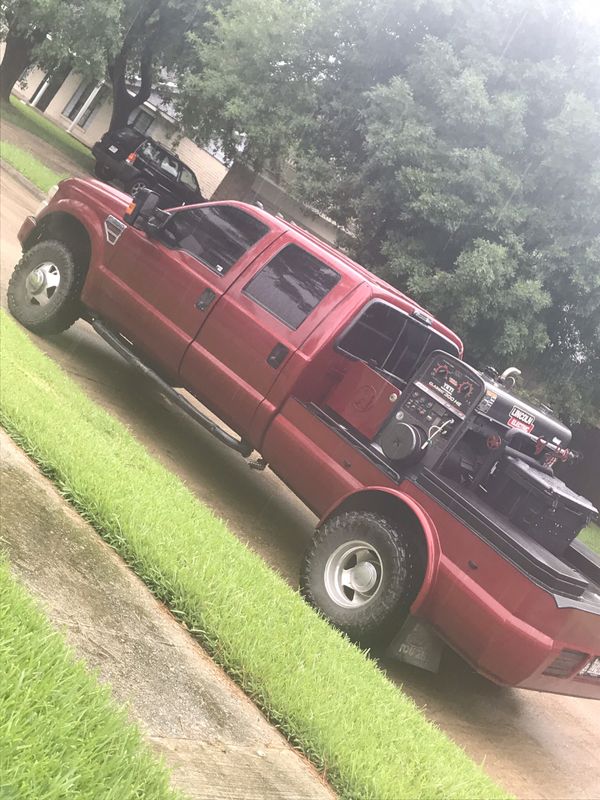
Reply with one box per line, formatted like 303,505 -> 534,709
338,301 -> 459,384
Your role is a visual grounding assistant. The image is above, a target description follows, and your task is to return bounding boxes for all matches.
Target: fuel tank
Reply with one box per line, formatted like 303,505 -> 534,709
476,381 -> 571,445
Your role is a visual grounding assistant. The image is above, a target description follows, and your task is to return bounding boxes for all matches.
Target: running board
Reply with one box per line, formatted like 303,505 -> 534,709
89,318 -> 253,458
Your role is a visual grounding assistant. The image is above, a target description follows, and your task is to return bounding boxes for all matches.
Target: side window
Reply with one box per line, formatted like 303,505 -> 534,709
338,301 -> 460,383
179,165 -> 199,191
159,153 -> 179,178
160,206 -> 269,274
243,244 -> 340,330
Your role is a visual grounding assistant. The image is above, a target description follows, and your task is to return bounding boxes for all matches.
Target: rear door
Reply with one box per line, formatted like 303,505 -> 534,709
94,204 -> 277,376
179,233 -> 356,438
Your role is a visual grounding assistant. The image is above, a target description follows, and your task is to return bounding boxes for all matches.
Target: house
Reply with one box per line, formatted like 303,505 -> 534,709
8,62 -> 341,245
10,64 -> 229,198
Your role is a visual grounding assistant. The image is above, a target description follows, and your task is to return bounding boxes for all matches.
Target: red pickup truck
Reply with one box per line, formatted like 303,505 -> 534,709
8,180 -> 600,699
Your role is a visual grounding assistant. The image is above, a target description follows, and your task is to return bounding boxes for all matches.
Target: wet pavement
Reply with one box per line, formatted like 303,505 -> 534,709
0,431 -> 334,800
1,165 -> 599,800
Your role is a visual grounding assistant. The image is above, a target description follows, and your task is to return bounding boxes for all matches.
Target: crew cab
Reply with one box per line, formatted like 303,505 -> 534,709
8,179 -> 600,699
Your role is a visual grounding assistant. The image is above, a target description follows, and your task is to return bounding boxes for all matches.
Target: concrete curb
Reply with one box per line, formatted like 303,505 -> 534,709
0,158 -> 45,201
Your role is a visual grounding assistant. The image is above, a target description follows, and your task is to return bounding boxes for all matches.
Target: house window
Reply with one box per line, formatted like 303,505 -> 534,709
243,245 -> 340,330
128,108 -> 154,134
62,80 -> 96,121
78,85 -> 109,129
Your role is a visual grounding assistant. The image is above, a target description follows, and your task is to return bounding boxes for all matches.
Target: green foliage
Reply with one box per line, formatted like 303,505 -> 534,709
1,0 -> 119,79
0,311 -> 509,800
0,560 -> 180,799
180,0 -> 600,422
579,523 -> 600,556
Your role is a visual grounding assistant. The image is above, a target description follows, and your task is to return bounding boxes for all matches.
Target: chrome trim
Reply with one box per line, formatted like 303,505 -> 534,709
104,214 -> 126,245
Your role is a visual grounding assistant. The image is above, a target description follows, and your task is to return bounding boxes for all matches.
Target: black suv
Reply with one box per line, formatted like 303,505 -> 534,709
92,128 -> 205,206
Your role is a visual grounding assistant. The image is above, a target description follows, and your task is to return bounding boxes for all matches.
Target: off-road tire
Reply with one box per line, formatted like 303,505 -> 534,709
300,511 -> 419,644
7,240 -> 86,335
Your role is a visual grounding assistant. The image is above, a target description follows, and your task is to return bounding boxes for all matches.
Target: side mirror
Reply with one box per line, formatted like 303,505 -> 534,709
123,187 -> 160,225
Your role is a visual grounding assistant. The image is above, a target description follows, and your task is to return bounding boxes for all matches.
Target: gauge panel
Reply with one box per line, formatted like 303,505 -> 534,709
421,355 -> 483,415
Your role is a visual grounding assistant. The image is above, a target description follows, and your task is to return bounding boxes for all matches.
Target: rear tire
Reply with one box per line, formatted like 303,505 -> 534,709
7,240 -> 86,335
94,161 -> 113,181
300,511 -> 420,644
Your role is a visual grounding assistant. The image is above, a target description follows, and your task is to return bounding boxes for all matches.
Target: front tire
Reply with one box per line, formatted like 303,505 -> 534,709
7,240 -> 85,335
300,511 -> 419,644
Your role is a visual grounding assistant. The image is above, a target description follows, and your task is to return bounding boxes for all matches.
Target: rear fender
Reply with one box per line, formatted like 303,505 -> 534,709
318,487 -> 440,612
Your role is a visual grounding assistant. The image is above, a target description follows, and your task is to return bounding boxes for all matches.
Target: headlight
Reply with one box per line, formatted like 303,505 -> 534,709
34,184 -> 60,216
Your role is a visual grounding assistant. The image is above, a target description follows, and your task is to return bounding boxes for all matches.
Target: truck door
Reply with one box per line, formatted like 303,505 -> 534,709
179,233 -> 356,439
93,204 -> 277,377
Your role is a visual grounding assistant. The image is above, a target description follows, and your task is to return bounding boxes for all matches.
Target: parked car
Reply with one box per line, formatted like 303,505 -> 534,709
92,128 -> 205,206
7,180 -> 600,699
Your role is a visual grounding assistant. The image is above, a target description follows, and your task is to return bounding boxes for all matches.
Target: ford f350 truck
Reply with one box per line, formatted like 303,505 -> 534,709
8,180 -> 600,699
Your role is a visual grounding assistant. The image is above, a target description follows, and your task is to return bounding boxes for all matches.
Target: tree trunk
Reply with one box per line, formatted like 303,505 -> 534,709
108,82 -> 138,131
0,28 -> 39,103
106,1 -> 160,131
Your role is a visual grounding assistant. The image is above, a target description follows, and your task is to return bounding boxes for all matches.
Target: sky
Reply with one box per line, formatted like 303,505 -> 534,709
572,0 -> 600,22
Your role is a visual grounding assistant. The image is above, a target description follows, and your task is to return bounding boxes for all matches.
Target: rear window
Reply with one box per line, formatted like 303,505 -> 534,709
243,244 -> 340,329
137,141 -> 179,178
160,205 -> 269,274
338,301 -> 459,383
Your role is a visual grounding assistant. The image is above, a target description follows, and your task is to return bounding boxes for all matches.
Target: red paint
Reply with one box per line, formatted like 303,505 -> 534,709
17,177 -> 599,699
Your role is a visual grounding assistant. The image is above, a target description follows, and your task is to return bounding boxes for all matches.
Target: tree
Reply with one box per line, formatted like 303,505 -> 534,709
0,0 -> 117,102
178,0 -> 600,422
1,0 -> 217,131
105,0 -> 215,131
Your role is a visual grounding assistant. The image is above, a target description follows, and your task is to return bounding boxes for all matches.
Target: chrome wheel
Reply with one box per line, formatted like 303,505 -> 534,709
324,539 -> 383,608
24,262 -> 60,306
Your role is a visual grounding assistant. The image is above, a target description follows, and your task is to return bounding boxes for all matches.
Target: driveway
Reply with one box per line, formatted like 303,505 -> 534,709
1,166 -> 598,800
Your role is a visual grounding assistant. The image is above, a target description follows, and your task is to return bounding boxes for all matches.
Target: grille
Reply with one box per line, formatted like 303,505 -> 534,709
543,649 -> 588,678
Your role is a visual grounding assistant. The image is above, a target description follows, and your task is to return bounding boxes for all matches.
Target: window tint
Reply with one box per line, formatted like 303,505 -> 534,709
160,206 -> 269,274
243,244 -> 340,330
338,301 -> 459,383
179,165 -> 198,191
137,141 -> 178,177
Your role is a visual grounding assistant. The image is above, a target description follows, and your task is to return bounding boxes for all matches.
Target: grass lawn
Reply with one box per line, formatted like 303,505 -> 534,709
1,96 -> 94,172
579,522 -> 600,556
0,311 -> 508,800
0,560 -> 180,800
0,140 -> 65,193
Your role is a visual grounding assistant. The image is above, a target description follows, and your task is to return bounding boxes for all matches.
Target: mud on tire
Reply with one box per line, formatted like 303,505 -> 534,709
7,239 -> 86,335
300,511 -> 420,645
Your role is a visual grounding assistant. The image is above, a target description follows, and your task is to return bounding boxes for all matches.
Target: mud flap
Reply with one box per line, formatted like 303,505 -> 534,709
386,615 -> 444,672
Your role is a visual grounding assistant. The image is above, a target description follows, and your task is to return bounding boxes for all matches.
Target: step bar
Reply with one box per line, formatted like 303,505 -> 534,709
89,318 -> 253,458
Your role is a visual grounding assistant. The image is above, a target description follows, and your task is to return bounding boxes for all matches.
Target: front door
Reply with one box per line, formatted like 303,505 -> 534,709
91,204 -> 277,378
179,232 -> 357,440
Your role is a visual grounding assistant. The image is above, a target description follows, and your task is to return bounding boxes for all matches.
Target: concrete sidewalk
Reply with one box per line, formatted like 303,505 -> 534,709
0,431 -> 333,800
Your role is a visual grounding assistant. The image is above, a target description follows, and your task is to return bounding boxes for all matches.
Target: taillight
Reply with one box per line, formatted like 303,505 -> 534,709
126,152 -> 137,164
